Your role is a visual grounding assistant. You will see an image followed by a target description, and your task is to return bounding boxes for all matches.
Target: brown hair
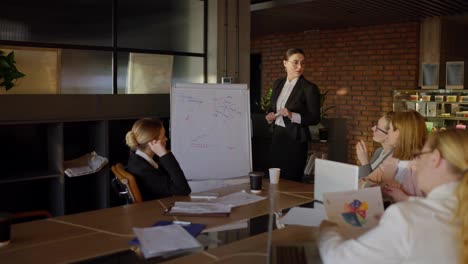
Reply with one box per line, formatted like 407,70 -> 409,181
426,129 -> 468,264
125,118 -> 163,151
283,48 -> 305,60
391,110 -> 427,160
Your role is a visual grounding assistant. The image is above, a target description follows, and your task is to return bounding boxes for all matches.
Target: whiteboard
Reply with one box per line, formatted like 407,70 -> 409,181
171,83 -> 252,180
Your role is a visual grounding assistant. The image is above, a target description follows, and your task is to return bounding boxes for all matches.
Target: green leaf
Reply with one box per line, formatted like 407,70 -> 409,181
6,51 -> 15,64
0,50 -> 26,90
0,58 -> 10,69
5,81 -> 14,90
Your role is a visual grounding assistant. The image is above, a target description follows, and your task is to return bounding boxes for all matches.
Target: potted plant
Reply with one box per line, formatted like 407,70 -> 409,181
259,88 -> 272,113
0,50 -> 26,91
320,89 -> 336,119
308,89 -> 336,142
318,89 -> 336,142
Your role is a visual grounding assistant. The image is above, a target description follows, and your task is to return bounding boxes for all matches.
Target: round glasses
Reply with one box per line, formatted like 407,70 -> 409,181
373,124 -> 388,134
287,60 -> 306,67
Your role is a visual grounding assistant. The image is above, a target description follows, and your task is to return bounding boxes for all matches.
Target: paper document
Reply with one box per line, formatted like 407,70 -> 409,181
133,224 -> 202,259
280,204 -> 327,227
169,202 -> 231,216
212,191 -> 267,207
64,151 -> 108,177
202,220 -> 249,233
323,187 -> 384,238
190,191 -> 220,200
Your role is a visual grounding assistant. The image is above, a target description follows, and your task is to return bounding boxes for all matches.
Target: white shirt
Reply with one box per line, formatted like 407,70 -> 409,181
319,181 -> 460,264
135,149 -> 159,169
395,160 -> 410,184
275,77 -> 301,127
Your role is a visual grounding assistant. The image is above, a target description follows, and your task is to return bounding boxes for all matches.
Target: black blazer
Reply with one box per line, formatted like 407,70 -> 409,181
268,75 -> 321,142
126,151 -> 191,201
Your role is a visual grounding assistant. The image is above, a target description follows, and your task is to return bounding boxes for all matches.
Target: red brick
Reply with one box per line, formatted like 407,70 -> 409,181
251,21 -> 419,165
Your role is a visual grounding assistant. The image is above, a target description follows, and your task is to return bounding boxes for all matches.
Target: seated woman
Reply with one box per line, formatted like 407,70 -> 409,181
125,118 -> 191,201
319,129 -> 468,264
356,111 -> 394,176
360,111 -> 427,195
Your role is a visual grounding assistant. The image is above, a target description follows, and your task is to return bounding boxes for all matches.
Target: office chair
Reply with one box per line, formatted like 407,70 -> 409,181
111,163 -> 143,204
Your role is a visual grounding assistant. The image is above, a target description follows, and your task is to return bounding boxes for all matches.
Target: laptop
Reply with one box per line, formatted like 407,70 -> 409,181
314,158 -> 367,202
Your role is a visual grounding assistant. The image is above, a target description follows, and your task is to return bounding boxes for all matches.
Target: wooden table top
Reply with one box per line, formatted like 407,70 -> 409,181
0,179 -> 314,263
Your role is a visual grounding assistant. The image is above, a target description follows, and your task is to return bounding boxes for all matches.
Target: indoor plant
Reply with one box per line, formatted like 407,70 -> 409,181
320,89 -> 335,118
259,88 -> 272,113
317,89 -> 336,142
0,50 -> 26,91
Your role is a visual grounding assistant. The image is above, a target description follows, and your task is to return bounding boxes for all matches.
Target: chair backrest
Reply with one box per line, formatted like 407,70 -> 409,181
111,163 -> 143,203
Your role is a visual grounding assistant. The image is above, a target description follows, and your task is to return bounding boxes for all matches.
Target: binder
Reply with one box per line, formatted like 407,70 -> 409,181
129,221 -> 206,246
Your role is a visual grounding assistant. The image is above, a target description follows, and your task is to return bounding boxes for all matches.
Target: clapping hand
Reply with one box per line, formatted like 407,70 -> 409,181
356,140 -> 369,165
382,184 -> 409,202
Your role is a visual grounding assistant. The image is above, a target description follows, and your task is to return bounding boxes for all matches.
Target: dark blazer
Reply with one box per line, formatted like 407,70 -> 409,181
126,151 -> 191,201
268,75 -> 321,142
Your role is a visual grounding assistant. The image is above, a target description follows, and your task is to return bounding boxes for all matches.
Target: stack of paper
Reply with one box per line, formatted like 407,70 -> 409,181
211,191 -> 267,207
167,202 -> 231,216
133,224 -> 202,259
64,151 -> 108,177
280,204 -> 327,227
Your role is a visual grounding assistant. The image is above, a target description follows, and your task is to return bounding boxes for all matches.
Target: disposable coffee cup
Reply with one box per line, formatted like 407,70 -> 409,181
269,168 -> 281,184
249,172 -> 264,193
0,212 -> 12,248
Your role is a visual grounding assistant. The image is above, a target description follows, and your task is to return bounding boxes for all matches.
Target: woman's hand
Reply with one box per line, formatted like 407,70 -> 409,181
277,108 -> 292,119
319,220 -> 338,231
265,112 -> 276,123
148,140 -> 168,157
356,140 -> 369,165
382,185 -> 409,202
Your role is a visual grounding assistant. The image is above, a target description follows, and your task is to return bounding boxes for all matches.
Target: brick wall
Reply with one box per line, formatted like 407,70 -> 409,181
251,22 -> 419,164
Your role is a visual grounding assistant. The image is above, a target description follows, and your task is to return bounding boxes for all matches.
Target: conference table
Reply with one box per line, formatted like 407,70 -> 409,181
165,225 -> 321,264
0,179 -> 315,263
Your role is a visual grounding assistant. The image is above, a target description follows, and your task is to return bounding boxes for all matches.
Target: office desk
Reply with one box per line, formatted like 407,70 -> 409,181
164,225 -> 321,264
53,179 -> 313,236
0,219 -> 129,264
0,179 -> 313,263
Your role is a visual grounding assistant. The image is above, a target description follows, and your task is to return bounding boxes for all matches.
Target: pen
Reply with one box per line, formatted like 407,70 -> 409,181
173,220 -> 191,225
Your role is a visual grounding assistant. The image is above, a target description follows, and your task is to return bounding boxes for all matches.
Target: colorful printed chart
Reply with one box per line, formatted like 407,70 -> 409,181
341,199 -> 368,227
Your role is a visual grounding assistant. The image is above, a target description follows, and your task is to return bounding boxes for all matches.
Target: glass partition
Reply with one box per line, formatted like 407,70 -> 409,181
117,52 -> 204,94
117,0 -> 204,53
0,0 -> 112,46
61,49 -> 113,94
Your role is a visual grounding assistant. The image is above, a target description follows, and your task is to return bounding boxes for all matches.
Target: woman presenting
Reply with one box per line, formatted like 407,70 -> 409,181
265,48 -> 320,182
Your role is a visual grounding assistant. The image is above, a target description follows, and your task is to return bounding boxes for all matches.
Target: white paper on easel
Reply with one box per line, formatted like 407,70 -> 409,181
323,187 -> 384,239
280,204 -> 327,227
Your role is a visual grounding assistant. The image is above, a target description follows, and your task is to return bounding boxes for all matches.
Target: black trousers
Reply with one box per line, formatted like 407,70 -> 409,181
269,126 -> 307,182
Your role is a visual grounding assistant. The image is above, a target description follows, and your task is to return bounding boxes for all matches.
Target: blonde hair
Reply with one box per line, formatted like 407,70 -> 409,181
392,110 -> 427,160
125,118 -> 163,151
427,129 -> 468,264
381,111 -> 395,131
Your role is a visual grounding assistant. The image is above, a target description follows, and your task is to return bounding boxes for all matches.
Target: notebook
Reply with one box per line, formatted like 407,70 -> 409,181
129,221 -> 205,246
314,158 -> 367,202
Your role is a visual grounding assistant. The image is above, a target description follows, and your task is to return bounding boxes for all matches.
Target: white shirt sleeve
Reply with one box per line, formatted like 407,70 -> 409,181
291,112 -> 301,124
319,205 -> 410,264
